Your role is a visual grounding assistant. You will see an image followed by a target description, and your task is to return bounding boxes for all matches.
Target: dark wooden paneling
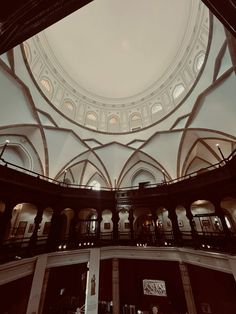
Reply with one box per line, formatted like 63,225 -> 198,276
202,0 -> 236,37
119,259 -> 187,314
43,263 -> 87,313
99,259 -> 112,301
188,264 -> 236,314
0,0 -> 93,54
0,275 -> 33,314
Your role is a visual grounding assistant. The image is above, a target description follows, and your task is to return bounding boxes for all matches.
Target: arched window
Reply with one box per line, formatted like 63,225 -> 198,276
151,103 -> 163,122
151,103 -> 162,114
109,116 -> 118,124
63,101 -> 74,112
130,113 -> 142,131
194,52 -> 205,73
40,78 -> 53,94
173,84 -> 185,99
85,112 -> 98,130
62,100 -> 75,118
90,180 -> 101,190
108,115 -> 120,132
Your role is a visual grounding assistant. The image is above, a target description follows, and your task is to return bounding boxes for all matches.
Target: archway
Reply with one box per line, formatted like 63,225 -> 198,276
133,208 -> 154,244
100,209 -> 113,240
118,209 -> 130,240
76,208 -> 98,244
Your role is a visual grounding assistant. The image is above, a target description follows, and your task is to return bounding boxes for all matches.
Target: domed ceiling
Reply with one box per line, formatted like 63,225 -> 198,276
23,0 -> 210,133
0,0 -> 235,189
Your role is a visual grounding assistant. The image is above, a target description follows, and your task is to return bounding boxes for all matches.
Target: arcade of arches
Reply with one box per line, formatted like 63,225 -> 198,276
1,159 -> 236,313
1,198 -> 236,250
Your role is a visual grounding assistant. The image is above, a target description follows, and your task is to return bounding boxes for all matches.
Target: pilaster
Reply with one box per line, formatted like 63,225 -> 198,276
26,254 -> 48,314
85,248 -> 100,314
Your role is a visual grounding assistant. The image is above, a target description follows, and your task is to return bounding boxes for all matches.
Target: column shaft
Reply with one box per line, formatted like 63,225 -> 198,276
168,206 -> 182,246
179,262 -> 197,314
112,258 -> 120,314
0,201 -> 15,244
85,248 -> 100,314
112,210 -> 119,244
28,207 -> 44,253
26,254 -> 48,314
128,208 -> 134,242
38,269 -> 50,314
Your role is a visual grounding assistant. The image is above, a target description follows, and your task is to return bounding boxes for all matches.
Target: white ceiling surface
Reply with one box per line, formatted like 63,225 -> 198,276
44,0 -> 192,99
0,5 -> 236,188
25,0 -> 208,133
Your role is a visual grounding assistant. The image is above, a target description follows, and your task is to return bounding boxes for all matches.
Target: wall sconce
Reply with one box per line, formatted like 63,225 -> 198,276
0,139 -> 10,159
216,143 -> 225,161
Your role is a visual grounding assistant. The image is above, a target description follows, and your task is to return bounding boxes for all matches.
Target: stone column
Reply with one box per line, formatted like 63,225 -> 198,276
151,208 -> 158,245
46,208 -> 62,251
96,210 -> 103,245
167,205 -> 182,246
26,254 -> 48,314
112,210 -> 119,244
28,206 -> 44,254
69,208 -> 78,248
186,206 -> 199,249
112,258 -> 120,314
128,208 -> 134,243
85,248 -> 100,314
0,200 -> 15,244
38,269 -> 50,314
179,262 -> 197,314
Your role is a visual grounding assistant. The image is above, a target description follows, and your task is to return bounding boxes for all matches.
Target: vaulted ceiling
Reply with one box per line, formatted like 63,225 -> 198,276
0,0 -> 235,189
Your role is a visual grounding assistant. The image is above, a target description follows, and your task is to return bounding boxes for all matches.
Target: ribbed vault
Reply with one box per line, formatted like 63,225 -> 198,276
0,2 -> 235,188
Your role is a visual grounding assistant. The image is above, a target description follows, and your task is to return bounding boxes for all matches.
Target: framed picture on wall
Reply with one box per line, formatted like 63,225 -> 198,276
43,222 -> 51,235
166,220 -> 172,227
124,222 -> 130,229
178,220 -> 184,228
201,219 -> 210,228
28,223 -> 34,233
104,222 -> 111,230
143,279 -> 167,297
16,221 -> 27,236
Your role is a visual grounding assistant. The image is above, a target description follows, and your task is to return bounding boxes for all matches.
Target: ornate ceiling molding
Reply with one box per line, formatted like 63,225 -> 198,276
23,0 -> 210,133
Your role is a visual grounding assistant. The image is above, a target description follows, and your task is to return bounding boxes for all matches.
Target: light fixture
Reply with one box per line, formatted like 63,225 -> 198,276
216,143 -> 225,161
